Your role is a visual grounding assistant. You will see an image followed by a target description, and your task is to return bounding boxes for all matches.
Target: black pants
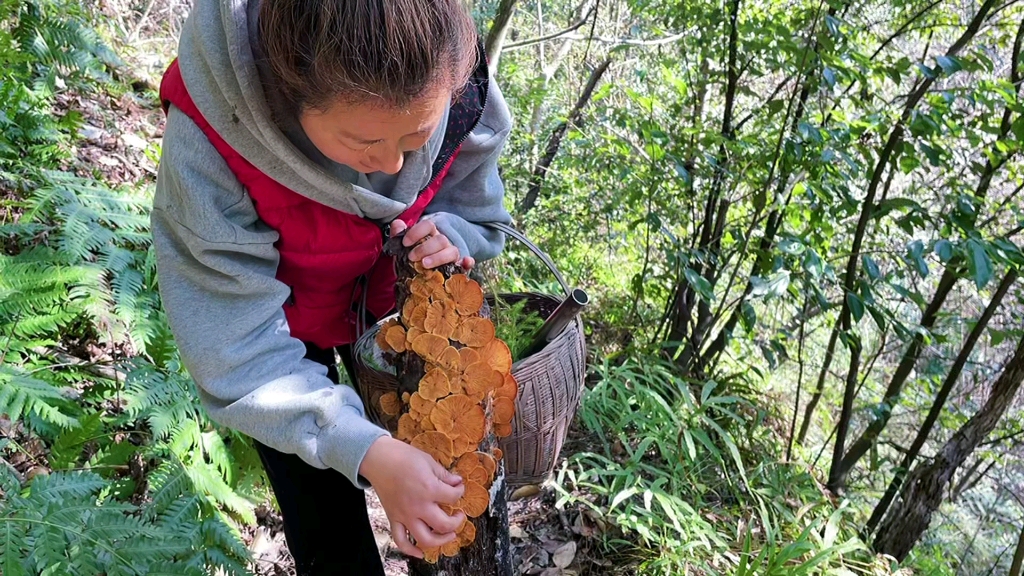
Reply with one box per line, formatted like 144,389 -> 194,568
253,342 -> 386,576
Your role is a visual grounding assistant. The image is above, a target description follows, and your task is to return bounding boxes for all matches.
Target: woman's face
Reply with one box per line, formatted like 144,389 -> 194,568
299,90 -> 450,175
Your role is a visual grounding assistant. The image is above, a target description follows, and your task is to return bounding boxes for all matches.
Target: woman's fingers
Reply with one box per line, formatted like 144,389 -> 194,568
391,521 -> 423,558
407,518 -> 457,549
397,219 -> 467,269
389,219 -> 408,237
421,246 -> 461,268
422,505 -> 466,535
433,474 -> 466,504
460,256 -> 475,271
437,465 -> 463,487
402,219 -> 437,246
408,233 -> 450,262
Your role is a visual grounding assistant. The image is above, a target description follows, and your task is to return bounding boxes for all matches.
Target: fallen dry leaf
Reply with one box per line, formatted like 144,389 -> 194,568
510,484 -> 542,501
552,541 -> 576,569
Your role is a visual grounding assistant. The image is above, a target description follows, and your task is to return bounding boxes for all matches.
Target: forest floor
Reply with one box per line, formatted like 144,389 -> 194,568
63,74 -> 619,576
245,486 -> 609,576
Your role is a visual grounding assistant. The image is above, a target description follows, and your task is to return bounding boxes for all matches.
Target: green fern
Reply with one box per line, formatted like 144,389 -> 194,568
492,297 -> 546,361
2,170 -> 162,356
120,360 -> 202,440
0,466 -> 251,575
10,0 -> 118,95
0,6 -> 263,572
48,412 -> 103,469
0,366 -> 79,430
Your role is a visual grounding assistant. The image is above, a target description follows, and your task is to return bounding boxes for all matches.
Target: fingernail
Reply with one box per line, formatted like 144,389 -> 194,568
423,258 -> 432,267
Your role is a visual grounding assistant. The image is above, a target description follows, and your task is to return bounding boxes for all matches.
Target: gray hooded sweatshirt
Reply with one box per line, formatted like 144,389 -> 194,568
151,0 -> 513,488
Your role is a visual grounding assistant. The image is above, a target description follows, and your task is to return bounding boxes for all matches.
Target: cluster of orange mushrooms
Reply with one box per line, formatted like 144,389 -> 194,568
375,264 -> 517,562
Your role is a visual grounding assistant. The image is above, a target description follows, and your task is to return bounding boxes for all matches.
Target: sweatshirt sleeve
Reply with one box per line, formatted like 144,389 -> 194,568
423,75 -> 514,262
151,106 -> 389,488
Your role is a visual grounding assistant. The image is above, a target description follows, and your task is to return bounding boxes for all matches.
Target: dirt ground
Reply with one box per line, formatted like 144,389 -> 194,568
245,482 -> 617,576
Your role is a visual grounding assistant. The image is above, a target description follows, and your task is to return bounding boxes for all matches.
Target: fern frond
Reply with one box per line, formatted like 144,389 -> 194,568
121,363 -> 202,439
186,461 -> 256,525
23,470 -> 105,506
0,465 -> 23,501
199,548 -> 254,576
198,517 -> 253,567
168,419 -> 201,459
49,412 -> 104,470
156,494 -> 201,530
0,365 -> 79,429
146,459 -> 192,518
0,519 -> 30,576
143,562 -> 206,576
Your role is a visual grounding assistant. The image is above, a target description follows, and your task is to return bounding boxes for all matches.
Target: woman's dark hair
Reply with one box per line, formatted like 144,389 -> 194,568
258,0 -> 478,111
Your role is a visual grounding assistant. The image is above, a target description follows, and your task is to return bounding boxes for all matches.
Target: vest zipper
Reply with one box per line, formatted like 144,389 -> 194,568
432,106 -> 485,177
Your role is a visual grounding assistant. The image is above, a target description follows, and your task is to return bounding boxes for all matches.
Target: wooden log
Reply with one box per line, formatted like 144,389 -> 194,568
384,233 -> 513,575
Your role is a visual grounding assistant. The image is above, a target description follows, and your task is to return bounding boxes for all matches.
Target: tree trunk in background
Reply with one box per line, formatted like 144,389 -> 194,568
526,1 -> 596,136
665,0 -> 741,378
518,58 -> 612,216
837,15 -> 1024,484
701,0 -> 839,374
1010,522 -> 1024,576
484,0 -> 519,74
862,270 -> 1017,537
815,0 -> 998,491
873,331 -> 1024,561
833,270 -> 956,456
951,459 -> 996,503
796,319 -> 840,445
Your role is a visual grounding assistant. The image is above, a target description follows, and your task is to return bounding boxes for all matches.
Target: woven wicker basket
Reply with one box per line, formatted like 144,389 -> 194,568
352,223 -> 586,486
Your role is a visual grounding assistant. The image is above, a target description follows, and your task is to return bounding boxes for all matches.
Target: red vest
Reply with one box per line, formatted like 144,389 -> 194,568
159,54 -> 488,349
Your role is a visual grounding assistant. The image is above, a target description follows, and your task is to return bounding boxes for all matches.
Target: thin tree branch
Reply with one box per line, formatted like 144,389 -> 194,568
502,7 -> 597,50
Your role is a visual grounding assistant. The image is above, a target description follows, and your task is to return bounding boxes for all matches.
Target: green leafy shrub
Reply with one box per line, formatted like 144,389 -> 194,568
553,353 -> 876,575
0,462 -> 253,576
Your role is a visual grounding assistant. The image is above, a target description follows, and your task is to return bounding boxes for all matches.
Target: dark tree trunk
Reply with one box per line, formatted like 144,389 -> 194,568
834,270 -> 957,462
385,235 -> 512,576
951,458 -> 995,503
701,2 -> 839,370
873,331 -> 1024,561
665,0 -> 741,377
484,0 -> 519,73
863,270 -> 1016,536
797,323 -> 840,445
826,335 -> 860,492
786,297 -> 809,461
518,58 -> 612,216
1010,522 -> 1024,576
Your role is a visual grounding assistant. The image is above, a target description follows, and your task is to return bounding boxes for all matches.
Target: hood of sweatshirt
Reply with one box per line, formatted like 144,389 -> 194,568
175,0 -> 446,221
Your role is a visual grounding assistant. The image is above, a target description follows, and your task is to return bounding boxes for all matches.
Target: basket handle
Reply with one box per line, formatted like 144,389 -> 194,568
483,222 -> 571,297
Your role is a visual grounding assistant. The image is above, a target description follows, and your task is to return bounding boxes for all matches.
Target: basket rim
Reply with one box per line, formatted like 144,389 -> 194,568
353,291 -> 580,374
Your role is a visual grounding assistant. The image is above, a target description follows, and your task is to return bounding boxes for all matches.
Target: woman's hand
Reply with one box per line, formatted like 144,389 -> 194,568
359,436 -> 467,558
390,219 -> 475,270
